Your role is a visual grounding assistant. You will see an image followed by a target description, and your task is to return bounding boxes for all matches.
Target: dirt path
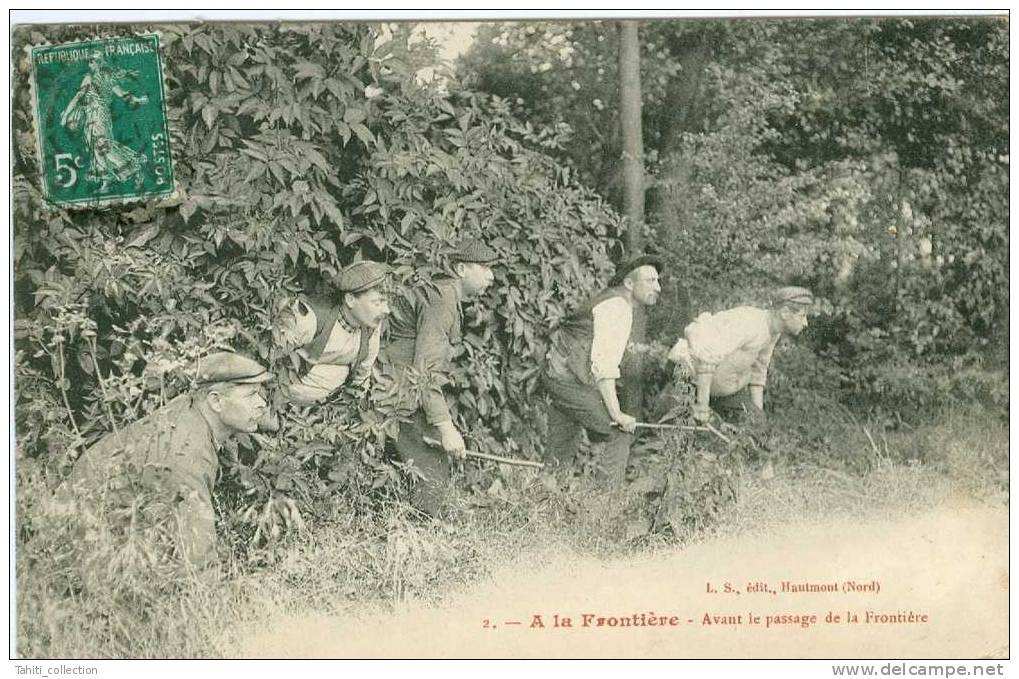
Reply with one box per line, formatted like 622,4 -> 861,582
232,501 -> 1007,659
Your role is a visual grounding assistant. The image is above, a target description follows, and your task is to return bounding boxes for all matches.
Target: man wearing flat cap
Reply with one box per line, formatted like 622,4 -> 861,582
277,260 -> 392,406
668,286 -> 813,423
65,351 -> 271,570
542,255 -> 663,486
384,238 -> 498,515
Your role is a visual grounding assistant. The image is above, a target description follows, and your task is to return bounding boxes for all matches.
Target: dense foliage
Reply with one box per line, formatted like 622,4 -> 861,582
12,17 -> 1009,658
13,22 -> 620,556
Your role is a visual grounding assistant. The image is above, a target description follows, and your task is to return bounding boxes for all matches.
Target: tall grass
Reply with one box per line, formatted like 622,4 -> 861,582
16,401 -> 1007,658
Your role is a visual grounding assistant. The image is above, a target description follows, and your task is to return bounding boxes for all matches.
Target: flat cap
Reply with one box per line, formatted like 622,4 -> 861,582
610,254 -> 665,287
195,351 -> 272,385
336,260 -> 391,293
772,286 -> 814,308
451,238 -> 499,264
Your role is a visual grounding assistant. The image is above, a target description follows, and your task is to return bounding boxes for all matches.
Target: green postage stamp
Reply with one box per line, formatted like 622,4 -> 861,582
29,34 -> 175,207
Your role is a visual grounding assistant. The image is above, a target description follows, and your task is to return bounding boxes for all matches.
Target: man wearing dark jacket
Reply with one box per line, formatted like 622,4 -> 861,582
384,239 -> 498,514
65,351 -> 271,570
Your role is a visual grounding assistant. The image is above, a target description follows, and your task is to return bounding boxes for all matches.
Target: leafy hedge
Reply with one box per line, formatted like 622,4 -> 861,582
13,22 -> 621,553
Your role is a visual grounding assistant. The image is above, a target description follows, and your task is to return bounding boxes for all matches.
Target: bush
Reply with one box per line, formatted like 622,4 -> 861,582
12,22 -> 630,596
844,360 -> 1008,423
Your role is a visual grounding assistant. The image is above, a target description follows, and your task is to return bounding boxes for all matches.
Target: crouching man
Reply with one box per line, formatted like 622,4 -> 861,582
542,256 -> 663,486
278,260 -> 391,406
64,351 -> 272,571
383,239 -> 498,515
668,286 -> 812,424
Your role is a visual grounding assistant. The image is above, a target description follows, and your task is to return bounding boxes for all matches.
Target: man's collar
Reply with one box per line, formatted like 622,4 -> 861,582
337,306 -> 360,334
194,399 -> 225,449
765,308 -> 782,336
432,277 -> 463,306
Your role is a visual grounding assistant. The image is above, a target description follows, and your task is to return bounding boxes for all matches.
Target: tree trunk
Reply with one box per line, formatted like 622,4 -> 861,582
619,20 -> 645,255
617,21 -> 647,427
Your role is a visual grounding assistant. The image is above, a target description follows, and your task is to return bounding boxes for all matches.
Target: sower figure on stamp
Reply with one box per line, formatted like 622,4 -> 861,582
60,49 -> 149,192
383,239 -> 498,516
667,286 -> 813,425
541,256 -> 663,486
63,352 -> 271,572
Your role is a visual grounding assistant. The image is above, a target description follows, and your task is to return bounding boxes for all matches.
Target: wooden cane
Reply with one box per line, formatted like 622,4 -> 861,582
628,420 -> 733,444
423,437 -> 545,469
632,422 -> 703,431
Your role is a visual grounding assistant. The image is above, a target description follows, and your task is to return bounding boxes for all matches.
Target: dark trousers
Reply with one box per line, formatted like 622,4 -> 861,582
543,374 -> 634,486
392,409 -> 452,516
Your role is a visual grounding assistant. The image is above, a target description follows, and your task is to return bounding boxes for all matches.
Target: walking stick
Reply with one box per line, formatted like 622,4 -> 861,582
620,421 -> 733,444
423,437 -> 545,469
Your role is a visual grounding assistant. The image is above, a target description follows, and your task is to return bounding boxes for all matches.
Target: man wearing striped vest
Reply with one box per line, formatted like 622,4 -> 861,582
277,260 -> 392,406
542,256 -> 663,485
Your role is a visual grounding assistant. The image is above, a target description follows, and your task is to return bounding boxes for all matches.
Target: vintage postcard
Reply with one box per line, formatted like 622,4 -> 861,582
9,10 -> 1009,667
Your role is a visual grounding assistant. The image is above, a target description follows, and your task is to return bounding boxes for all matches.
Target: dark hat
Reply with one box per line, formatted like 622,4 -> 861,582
772,286 -> 814,308
195,352 -> 272,385
451,238 -> 499,265
609,254 -> 665,287
336,260 -> 391,293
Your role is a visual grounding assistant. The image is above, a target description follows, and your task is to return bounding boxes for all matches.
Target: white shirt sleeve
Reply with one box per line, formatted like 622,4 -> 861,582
667,337 -> 696,374
590,296 -> 632,381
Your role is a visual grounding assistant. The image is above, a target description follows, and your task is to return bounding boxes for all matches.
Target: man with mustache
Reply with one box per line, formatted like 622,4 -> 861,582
278,260 -> 392,406
542,256 -> 664,486
384,239 -> 498,515
65,351 -> 272,570
668,286 -> 813,424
